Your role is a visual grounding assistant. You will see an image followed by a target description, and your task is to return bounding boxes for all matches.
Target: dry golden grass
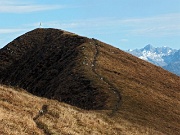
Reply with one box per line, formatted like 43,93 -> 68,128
0,84 -> 162,135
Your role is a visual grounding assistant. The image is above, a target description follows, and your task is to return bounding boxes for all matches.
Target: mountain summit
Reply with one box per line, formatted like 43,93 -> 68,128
0,28 -> 118,111
0,28 -> 180,134
143,44 -> 154,51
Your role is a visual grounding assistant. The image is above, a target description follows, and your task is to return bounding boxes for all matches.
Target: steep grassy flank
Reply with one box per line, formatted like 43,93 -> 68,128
93,40 -> 180,135
0,85 -> 162,135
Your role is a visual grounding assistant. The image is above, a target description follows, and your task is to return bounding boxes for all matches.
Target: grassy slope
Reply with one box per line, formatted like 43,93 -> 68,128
0,28 -> 179,135
94,40 -> 180,135
0,85 -> 162,135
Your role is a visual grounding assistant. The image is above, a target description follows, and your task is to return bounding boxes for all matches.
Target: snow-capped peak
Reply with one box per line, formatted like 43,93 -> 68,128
127,45 -> 177,66
127,45 -> 180,76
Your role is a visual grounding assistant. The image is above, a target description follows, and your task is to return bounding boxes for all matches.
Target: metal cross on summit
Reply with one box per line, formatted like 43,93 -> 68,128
39,22 -> 42,28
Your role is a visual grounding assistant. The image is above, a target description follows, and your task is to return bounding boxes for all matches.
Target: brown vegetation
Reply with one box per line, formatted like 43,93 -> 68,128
93,40 -> 180,135
1,85 -> 163,135
0,28 -> 180,134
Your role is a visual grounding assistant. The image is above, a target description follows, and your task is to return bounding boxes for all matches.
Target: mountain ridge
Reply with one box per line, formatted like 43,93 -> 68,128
0,28 -> 180,134
127,44 -> 180,75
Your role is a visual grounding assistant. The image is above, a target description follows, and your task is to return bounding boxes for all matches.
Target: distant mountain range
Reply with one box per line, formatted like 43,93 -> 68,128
127,44 -> 180,76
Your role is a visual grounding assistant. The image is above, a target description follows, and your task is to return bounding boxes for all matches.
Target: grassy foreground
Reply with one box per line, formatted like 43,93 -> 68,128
0,84 -> 162,135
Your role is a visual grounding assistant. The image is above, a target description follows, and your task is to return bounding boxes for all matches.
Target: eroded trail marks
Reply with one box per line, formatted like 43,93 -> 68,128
33,105 -> 48,120
33,105 -> 51,135
92,38 -> 121,116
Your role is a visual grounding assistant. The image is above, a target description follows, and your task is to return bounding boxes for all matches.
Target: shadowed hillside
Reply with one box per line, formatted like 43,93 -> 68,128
0,28 -> 180,135
0,28 -> 109,110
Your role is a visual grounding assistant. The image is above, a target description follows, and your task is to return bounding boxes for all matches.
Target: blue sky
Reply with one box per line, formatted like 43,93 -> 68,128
0,0 -> 180,50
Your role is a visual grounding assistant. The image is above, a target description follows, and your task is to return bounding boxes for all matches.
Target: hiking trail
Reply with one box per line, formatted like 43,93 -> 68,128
92,38 -> 121,116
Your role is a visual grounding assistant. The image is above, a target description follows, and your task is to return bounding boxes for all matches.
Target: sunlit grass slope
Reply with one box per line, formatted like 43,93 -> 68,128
0,85 -> 163,135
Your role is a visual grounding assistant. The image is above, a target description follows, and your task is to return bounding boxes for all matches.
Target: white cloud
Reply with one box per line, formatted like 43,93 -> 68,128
0,0 -> 64,13
42,13 -> 180,37
0,5 -> 62,13
120,39 -> 128,42
0,28 -> 26,34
